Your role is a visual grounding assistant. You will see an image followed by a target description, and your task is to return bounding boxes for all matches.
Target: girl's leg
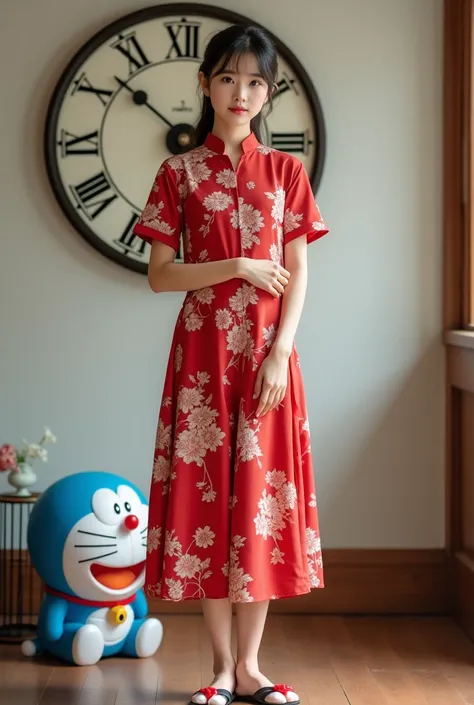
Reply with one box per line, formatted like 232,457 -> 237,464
235,601 -> 298,703
235,600 -> 272,695
192,598 -> 235,703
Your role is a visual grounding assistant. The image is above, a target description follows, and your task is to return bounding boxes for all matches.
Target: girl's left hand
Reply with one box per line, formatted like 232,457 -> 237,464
253,351 -> 289,417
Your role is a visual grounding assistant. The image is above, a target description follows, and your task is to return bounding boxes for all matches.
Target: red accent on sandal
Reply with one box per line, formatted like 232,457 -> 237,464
200,687 -> 218,700
273,685 -> 294,695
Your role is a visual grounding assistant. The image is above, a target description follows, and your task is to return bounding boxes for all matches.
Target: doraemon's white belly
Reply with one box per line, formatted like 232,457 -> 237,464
86,606 -> 133,646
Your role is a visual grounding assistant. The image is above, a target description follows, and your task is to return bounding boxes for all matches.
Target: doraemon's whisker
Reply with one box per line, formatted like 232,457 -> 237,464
140,528 -> 147,533
78,550 -> 118,564
74,544 -> 117,548
78,529 -> 116,539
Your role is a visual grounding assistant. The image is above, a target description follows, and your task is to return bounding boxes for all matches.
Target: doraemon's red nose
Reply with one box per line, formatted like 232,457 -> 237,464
124,514 -> 139,531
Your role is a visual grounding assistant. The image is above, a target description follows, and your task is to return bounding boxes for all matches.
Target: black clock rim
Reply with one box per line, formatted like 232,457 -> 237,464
44,2 -> 327,276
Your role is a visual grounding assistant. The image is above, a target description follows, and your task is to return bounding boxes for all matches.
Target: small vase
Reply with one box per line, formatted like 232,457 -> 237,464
7,462 -> 37,497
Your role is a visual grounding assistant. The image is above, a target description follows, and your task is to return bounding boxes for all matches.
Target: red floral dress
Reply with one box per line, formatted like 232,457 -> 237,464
134,132 -> 328,603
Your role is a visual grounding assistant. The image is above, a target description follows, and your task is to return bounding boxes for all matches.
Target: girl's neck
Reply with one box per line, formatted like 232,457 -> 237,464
210,118 -> 252,153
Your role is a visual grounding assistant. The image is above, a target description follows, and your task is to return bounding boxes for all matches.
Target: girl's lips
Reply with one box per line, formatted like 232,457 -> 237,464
229,108 -> 247,114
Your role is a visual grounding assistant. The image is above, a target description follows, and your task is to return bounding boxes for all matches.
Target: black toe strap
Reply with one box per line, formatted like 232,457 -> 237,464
253,688 -> 275,701
250,687 -> 298,705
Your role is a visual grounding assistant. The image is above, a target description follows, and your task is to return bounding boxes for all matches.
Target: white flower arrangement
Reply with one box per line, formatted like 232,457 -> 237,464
19,427 -> 57,464
0,427 -> 57,472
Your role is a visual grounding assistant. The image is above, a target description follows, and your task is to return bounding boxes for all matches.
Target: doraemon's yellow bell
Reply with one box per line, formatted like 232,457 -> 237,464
108,605 -> 127,625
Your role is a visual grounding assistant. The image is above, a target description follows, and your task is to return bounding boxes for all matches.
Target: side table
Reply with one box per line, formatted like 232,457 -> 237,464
0,492 -> 43,644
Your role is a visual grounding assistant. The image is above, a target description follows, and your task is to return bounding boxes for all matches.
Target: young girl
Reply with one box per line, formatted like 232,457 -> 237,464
133,23 -> 328,705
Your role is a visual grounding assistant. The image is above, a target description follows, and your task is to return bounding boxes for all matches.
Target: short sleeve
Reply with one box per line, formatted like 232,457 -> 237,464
283,161 -> 329,246
133,162 -> 182,252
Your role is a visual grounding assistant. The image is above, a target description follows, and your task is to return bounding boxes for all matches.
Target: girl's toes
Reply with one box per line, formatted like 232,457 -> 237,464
263,686 -> 300,705
265,693 -> 287,704
209,697 -> 228,705
192,695 -> 208,705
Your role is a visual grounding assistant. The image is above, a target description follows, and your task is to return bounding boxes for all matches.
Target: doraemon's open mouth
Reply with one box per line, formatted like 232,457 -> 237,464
90,560 -> 145,590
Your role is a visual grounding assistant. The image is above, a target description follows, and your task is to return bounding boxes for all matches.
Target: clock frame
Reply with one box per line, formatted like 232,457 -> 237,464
44,3 -> 327,274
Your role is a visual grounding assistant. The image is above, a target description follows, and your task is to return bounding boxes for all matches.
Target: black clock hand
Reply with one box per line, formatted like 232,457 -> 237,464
114,76 -> 174,128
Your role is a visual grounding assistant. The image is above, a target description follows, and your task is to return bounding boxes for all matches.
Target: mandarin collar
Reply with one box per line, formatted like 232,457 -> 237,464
204,132 -> 259,154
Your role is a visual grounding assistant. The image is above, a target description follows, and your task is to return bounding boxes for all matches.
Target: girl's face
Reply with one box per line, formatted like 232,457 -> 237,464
200,52 -> 270,132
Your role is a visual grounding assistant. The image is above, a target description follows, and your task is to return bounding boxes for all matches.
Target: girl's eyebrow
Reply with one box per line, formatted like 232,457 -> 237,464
216,68 -> 264,78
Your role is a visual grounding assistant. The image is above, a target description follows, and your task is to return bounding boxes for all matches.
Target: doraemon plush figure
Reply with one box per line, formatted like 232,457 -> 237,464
21,471 -> 163,666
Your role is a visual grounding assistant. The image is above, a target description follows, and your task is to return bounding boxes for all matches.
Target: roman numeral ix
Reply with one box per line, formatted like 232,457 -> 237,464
58,129 -> 99,157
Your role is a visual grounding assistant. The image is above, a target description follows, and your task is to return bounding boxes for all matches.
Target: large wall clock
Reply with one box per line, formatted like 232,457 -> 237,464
44,3 -> 327,274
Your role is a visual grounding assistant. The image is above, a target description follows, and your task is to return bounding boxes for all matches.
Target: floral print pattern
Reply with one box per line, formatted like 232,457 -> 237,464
134,132 -> 328,602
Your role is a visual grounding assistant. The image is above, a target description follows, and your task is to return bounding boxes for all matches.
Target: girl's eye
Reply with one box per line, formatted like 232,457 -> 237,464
221,76 -> 233,83
250,80 -> 261,87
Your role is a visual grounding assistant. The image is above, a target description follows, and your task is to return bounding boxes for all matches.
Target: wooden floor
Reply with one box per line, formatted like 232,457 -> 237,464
1,615 -> 474,704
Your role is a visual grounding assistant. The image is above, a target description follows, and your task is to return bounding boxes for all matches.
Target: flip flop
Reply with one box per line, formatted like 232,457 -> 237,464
189,687 -> 236,705
236,685 -> 300,705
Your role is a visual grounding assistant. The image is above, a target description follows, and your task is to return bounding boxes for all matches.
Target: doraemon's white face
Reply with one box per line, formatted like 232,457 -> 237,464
63,484 -> 148,601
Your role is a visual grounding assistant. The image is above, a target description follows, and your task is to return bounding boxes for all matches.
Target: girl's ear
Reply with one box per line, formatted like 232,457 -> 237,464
264,82 -> 277,105
199,71 -> 210,97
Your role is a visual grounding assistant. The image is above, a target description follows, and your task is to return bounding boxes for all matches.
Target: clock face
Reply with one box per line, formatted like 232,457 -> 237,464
45,4 -> 326,274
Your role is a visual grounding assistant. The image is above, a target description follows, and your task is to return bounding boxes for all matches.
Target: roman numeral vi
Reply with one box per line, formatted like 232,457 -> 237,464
270,131 -> 312,154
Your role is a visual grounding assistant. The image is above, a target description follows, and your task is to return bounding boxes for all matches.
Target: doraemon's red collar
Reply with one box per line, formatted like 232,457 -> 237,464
204,131 -> 259,154
44,584 -> 136,607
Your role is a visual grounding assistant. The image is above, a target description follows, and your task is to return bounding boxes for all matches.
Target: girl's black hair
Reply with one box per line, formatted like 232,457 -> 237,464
193,25 -> 278,147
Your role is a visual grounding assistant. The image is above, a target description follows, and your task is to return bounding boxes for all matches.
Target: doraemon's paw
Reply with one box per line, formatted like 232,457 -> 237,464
135,618 -> 163,658
72,624 -> 104,665
21,638 -> 42,657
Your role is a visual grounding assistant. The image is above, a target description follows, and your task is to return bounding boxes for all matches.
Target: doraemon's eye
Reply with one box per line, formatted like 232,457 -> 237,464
117,485 -> 142,515
92,489 -> 123,526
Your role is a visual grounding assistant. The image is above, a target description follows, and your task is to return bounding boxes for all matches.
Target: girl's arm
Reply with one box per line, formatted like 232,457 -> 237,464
147,240 -> 243,293
253,236 -> 308,417
147,240 -> 290,296
272,236 -> 308,357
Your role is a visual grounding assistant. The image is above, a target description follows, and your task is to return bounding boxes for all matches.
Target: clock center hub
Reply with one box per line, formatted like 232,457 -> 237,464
166,123 -> 195,155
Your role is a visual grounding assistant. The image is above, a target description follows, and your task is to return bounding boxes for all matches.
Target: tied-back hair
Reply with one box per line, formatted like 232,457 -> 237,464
193,25 -> 278,147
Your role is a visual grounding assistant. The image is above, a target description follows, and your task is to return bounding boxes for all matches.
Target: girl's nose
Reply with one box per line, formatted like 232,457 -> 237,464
124,514 -> 139,531
234,86 -> 247,102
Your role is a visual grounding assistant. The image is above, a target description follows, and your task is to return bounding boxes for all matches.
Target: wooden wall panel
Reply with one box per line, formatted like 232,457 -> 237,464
0,549 -> 447,622
462,392 -> 474,554
446,343 -> 474,639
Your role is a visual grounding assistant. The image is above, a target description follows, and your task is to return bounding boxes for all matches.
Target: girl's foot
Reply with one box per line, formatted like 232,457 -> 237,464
235,665 -> 299,705
191,667 -> 237,705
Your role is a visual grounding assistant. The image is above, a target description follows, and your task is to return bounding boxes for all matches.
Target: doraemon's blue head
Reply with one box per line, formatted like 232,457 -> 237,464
27,472 -> 148,601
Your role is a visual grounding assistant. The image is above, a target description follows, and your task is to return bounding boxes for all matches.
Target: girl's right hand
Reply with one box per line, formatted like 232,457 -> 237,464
239,258 -> 290,298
